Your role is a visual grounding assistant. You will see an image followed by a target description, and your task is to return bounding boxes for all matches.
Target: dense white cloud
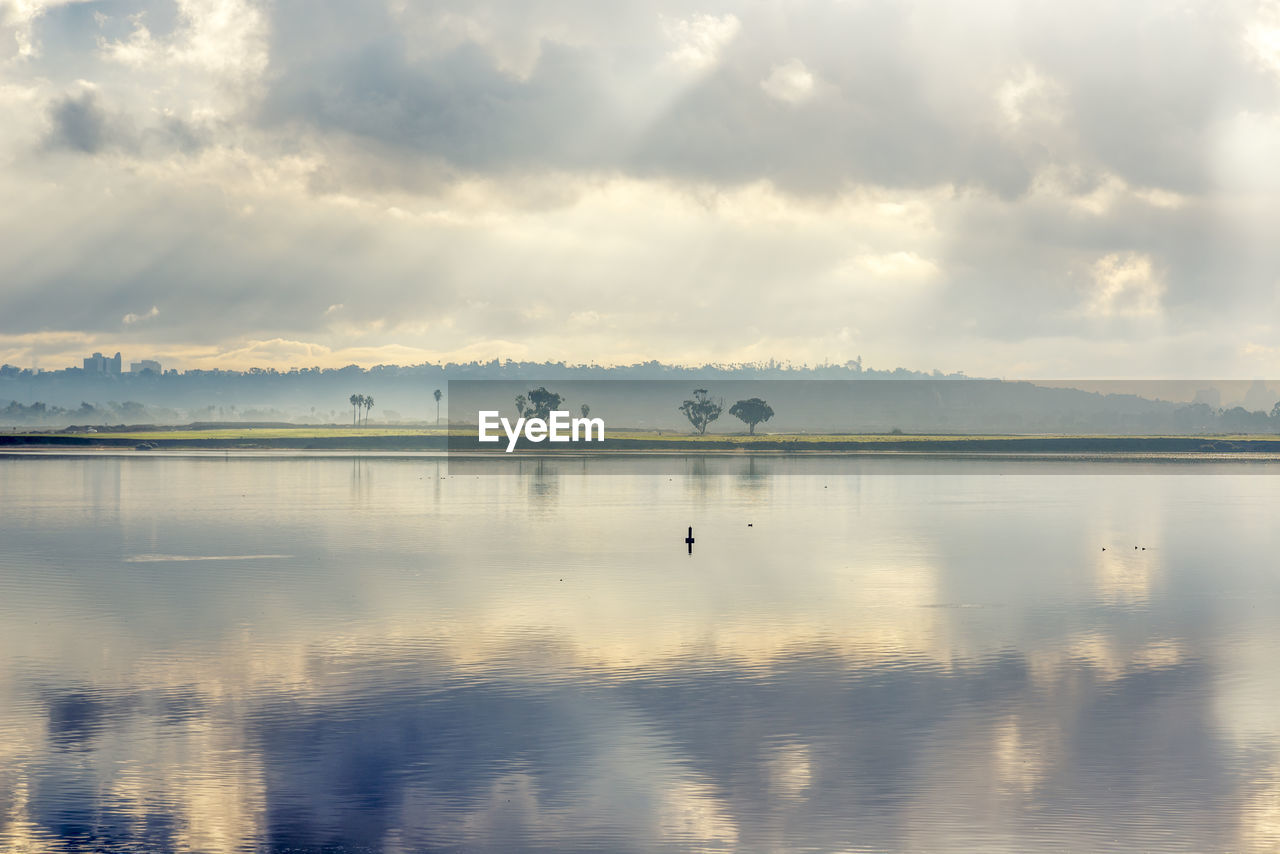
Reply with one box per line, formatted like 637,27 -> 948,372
121,304 -> 159,324
1086,253 -> 1165,318
660,11 -> 739,72
759,58 -> 814,105
2,0 -> 1280,376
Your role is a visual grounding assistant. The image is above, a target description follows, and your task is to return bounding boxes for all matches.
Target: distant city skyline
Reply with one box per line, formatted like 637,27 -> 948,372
4,349 -> 876,375
4,1 -> 1280,377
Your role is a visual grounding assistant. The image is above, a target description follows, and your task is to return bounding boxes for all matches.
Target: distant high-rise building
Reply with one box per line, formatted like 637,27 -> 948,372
130,359 -> 162,375
83,352 -> 122,375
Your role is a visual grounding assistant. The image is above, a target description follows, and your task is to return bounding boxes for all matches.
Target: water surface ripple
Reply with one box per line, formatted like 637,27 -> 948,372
1,454 -> 1278,852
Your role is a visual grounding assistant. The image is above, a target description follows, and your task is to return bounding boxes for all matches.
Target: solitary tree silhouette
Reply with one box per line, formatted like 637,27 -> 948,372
729,398 -> 774,434
434,389 -> 443,424
363,395 -> 374,425
678,389 -> 723,435
580,403 -> 590,419
349,393 -> 362,426
515,387 -> 564,421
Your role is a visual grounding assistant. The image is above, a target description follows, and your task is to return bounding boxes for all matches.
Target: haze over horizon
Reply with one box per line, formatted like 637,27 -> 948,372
4,0 -> 1280,377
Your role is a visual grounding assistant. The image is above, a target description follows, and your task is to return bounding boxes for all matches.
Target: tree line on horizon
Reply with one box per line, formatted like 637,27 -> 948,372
504,386 -> 774,435
7,380 -> 1280,435
496,385 -> 1280,437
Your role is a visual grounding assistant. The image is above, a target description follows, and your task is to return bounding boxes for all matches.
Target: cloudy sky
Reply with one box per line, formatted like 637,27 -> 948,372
2,0 -> 1280,375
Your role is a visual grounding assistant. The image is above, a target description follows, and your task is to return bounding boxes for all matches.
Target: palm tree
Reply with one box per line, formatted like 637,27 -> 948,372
349,393 -> 362,426
363,395 -> 374,425
433,389 -> 442,424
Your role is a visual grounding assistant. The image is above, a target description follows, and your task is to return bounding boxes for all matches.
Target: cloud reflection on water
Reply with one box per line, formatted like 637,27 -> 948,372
0,456 -> 1278,852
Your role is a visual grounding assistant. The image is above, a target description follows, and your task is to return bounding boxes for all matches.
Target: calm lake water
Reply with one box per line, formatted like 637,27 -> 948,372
2,452 -> 1279,852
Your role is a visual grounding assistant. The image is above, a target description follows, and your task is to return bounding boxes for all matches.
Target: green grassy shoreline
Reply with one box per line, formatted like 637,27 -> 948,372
5,425 -> 1280,455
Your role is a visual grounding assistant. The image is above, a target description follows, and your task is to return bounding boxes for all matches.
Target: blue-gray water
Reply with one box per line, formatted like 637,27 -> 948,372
2,453 -> 1279,852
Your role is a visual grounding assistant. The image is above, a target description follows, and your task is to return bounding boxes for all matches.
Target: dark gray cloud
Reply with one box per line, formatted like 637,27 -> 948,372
258,0 -> 650,177
42,91 -> 214,158
44,91 -> 117,153
264,42 -> 617,171
251,0 -> 1275,199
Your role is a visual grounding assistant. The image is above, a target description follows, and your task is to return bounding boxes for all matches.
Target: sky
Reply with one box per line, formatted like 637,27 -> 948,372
2,0 -> 1280,376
